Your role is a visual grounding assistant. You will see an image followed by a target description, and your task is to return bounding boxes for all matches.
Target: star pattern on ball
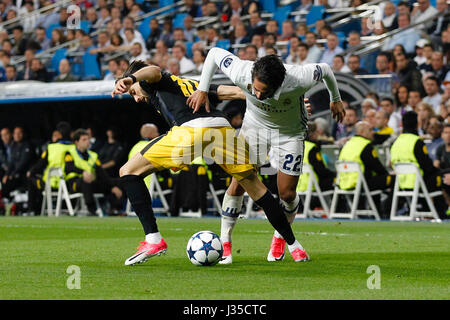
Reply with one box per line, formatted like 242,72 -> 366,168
187,246 -> 197,260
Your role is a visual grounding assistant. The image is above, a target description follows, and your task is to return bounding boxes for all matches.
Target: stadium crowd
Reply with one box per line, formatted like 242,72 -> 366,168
0,0 -> 449,218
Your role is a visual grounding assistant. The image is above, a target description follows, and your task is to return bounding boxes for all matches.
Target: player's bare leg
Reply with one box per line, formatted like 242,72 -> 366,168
120,153 -> 168,266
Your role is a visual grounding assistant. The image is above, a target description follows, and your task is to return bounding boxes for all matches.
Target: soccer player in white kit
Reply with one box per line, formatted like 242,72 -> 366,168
188,47 -> 345,264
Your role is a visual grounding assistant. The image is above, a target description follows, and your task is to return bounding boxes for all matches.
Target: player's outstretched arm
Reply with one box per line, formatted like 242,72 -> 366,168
216,85 -> 245,100
111,66 -> 162,97
317,63 -> 345,123
187,47 -> 239,113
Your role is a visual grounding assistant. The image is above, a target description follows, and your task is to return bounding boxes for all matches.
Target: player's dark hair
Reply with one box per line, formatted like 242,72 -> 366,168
402,111 -> 418,133
251,54 -> 286,93
123,60 -> 148,78
72,128 -> 89,142
56,121 -> 72,140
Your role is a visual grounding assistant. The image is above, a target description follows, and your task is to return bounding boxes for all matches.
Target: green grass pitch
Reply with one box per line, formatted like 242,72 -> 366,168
0,216 -> 449,300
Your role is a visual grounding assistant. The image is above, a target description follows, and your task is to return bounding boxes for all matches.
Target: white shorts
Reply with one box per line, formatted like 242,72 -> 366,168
238,122 -> 305,176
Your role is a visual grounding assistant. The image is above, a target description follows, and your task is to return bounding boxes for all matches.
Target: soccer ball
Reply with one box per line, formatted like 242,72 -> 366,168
186,231 -> 223,266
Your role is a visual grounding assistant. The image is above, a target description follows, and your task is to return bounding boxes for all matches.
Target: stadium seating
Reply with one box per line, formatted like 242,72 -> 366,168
82,52 -> 101,80
390,163 -> 442,221
306,5 -> 325,27
173,13 -> 188,29
260,0 -> 277,13
216,39 -> 231,51
50,48 -> 68,75
138,16 -> 152,41
273,6 -> 292,34
329,161 -> 381,220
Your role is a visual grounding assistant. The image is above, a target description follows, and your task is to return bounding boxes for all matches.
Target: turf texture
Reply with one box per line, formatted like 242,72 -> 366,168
0,216 -> 448,300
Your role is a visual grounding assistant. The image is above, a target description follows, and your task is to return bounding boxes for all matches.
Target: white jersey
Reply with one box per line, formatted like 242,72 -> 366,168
198,47 -> 342,137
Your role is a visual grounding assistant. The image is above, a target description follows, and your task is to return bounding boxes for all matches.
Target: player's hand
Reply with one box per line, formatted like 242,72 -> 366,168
304,98 -> 312,117
187,90 -> 210,113
111,77 -> 133,97
330,101 -> 345,123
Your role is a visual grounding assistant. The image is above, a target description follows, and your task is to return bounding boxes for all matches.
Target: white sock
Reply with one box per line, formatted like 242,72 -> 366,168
220,193 -> 244,243
274,195 -> 300,239
221,216 -> 237,243
288,240 -> 304,253
145,232 -> 162,244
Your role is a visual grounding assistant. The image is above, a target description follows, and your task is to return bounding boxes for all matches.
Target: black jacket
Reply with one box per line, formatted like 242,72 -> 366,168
6,140 -> 33,177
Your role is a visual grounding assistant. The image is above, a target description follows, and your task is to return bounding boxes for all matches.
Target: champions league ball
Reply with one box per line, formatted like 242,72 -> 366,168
186,231 -> 223,266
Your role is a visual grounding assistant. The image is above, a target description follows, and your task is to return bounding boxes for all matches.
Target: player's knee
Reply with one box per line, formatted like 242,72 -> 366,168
278,188 -> 297,203
227,178 -> 245,196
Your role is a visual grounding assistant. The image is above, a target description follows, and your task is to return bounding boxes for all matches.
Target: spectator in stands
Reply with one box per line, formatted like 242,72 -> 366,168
314,117 -> 334,144
98,127 -> 125,179
232,21 -> 251,48
333,105 -> 358,146
366,91 -> 380,106
314,19 -> 326,36
407,90 -> 423,111
115,0 -> 127,16
380,97 -> 401,135
279,20 -> 296,41
192,48 -> 206,74
265,46 -> 277,56
289,42 -> 310,66
318,25 -> 332,41
360,17 -> 373,37
35,26 -> 50,51
184,0 -> 200,17
373,110 -> 395,145
261,32 -> 277,56
428,0 -> 449,47
206,26 -> 219,47
417,102 -> 436,136
54,59 -> 78,82
383,1 -> 398,31
121,16 -> 145,43
363,108 -> 377,130
394,52 -> 424,94
11,26 -> 27,56
361,97 -> 377,116
119,58 -> 130,74
104,59 -> 121,81
145,18 -> 162,51
414,39 -> 429,67
229,0 -> 243,18
411,0 -> 438,31
122,28 -> 147,53
338,121 -> 395,216
242,0 -> 259,15
129,42 -> 149,63
5,64 -> 19,81
171,42 -> 195,75
244,44 -> 258,62
95,6 -> 112,29
320,33 -> 344,66
251,34 -> 265,58
167,58 -> 181,76
426,116 -> 444,161
332,54 -> 350,73
1,39 -> 13,57
305,31 -> 322,63
1,126 -> 33,201
18,48 -> 34,81
160,18 -> 174,48
347,55 -> 368,75
435,123 -> 450,214
419,43 -> 434,73
394,85 -> 411,115
428,52 -> 450,83
372,51 -> 398,97
295,23 -> 308,38
391,111 -> 447,219
265,20 -> 279,36
30,58 -> 49,82
383,13 -> 421,54
0,127 -> 12,181
248,11 -> 266,39
297,0 -> 313,12
65,128 -> 123,216
50,28 -> 66,48
423,76 -> 443,114
184,15 -> 196,43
